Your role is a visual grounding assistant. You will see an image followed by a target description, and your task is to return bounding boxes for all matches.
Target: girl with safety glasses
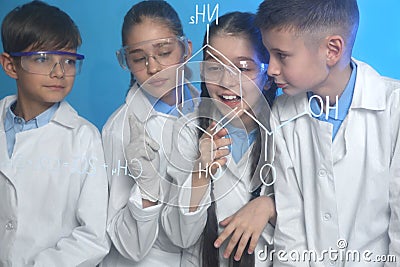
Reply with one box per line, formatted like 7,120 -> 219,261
162,12 -> 277,267
101,1 -> 199,266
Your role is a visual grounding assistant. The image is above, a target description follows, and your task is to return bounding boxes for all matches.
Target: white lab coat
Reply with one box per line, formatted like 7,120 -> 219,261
101,83 -> 199,267
271,60 -> 400,267
0,95 -> 109,267
162,111 -> 275,267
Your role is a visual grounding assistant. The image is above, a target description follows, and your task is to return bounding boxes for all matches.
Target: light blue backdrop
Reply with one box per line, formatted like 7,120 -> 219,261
1,0 -> 399,129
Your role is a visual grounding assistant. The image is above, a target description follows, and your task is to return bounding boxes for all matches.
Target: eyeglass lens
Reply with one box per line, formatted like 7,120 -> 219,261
202,60 -> 265,82
123,38 -> 185,72
21,53 -> 82,76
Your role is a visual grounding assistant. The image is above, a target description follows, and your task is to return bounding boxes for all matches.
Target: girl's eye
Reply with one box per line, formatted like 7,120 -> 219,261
131,57 -> 146,63
206,64 -> 224,73
238,67 -> 251,72
158,50 -> 172,57
207,65 -> 222,72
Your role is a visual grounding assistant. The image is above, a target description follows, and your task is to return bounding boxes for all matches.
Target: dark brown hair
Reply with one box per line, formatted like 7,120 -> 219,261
1,0 -> 81,53
255,0 -> 359,55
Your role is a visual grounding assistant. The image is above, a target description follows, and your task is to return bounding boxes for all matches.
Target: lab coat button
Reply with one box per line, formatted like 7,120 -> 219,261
323,213 -> 331,221
5,220 -> 16,230
318,169 -> 327,177
329,259 -> 336,265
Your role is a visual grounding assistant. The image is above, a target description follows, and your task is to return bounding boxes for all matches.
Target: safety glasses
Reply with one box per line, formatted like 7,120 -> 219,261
201,60 -> 268,84
9,51 -> 85,76
116,36 -> 189,73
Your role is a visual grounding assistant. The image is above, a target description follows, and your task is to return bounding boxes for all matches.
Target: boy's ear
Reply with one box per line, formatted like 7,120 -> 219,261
0,52 -> 18,79
325,35 -> 344,67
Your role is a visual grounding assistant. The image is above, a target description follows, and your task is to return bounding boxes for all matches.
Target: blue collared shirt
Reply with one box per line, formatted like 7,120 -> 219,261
225,123 -> 257,163
142,85 -> 195,116
307,61 -> 357,140
4,102 -> 60,157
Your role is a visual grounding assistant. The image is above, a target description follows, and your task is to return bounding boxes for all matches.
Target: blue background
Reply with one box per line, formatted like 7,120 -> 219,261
0,0 -> 399,129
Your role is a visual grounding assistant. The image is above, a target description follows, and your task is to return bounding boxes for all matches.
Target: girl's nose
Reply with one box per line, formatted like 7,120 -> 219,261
146,56 -> 162,75
220,66 -> 239,88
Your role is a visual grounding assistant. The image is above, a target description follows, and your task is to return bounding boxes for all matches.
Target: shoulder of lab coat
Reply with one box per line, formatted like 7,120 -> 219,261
0,96 -> 110,266
101,82 -> 199,262
270,59 -> 400,266
380,68 -> 400,265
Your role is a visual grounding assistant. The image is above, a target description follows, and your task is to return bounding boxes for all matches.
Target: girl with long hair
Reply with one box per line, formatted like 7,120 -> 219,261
163,11 -> 277,267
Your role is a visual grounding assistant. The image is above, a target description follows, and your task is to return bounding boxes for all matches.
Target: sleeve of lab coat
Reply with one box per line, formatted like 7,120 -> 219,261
271,114 -> 309,267
32,126 -> 109,267
162,171 -> 211,249
386,88 -> 400,267
161,118 -> 211,249
259,189 -> 275,247
101,124 -> 162,262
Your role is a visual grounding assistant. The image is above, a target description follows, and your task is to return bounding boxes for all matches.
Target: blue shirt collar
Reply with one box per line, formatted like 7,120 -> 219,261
308,60 -> 357,122
142,85 -> 194,116
5,101 -> 60,131
224,123 -> 258,163
225,123 -> 256,139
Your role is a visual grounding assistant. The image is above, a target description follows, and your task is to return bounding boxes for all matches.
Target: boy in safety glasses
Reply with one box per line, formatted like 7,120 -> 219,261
0,1 -> 109,265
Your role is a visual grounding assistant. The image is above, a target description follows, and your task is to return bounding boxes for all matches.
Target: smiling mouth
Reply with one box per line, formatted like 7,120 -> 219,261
218,95 -> 242,108
220,95 -> 241,101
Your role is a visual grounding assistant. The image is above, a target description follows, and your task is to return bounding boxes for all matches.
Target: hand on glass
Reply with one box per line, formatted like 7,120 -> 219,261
214,195 -> 276,261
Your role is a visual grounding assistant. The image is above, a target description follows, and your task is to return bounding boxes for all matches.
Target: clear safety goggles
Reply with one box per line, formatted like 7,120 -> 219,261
116,36 -> 189,73
9,50 -> 84,77
201,60 -> 268,84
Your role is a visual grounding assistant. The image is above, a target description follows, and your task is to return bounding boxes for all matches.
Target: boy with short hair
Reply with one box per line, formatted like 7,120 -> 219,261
0,1 -> 109,265
256,0 -> 400,266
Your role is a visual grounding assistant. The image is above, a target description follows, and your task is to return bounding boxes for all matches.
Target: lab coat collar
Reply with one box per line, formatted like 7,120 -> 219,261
0,95 -> 79,131
274,92 -> 310,122
224,142 -> 254,177
125,82 -> 200,123
224,140 -> 272,194
0,96 -> 16,165
351,59 -> 387,111
206,107 -> 272,193
51,100 -> 80,129
0,95 -> 17,133
276,59 -> 389,123
0,96 -> 79,180
125,83 -> 159,122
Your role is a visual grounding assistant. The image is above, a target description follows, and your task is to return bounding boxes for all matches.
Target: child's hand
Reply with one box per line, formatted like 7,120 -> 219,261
214,195 -> 276,261
125,115 -> 160,202
197,121 -> 231,175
